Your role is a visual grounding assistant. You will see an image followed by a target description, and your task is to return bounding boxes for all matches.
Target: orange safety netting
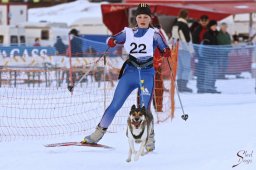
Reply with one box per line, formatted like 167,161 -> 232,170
169,40 -> 179,119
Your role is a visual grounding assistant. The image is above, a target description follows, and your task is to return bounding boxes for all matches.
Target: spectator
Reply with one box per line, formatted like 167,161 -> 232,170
192,15 -> 209,93
217,23 -> 231,45
33,38 -> 41,46
152,14 -> 160,28
190,19 -> 200,33
217,22 -> 232,79
200,20 -> 221,93
68,28 -> 84,57
54,36 -> 67,55
172,9 -> 194,92
192,15 -> 209,44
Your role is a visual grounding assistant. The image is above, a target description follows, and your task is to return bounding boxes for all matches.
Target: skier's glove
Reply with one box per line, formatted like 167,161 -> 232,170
107,38 -> 116,48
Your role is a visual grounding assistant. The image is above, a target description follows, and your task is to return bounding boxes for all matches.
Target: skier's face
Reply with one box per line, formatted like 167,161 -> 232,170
136,14 -> 151,28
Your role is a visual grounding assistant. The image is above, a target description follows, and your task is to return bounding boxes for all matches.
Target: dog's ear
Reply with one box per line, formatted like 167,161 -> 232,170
141,106 -> 146,112
141,106 -> 147,115
131,105 -> 136,110
130,105 -> 136,115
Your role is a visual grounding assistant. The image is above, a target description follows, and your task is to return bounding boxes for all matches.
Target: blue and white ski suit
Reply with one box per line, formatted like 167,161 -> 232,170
99,27 -> 169,128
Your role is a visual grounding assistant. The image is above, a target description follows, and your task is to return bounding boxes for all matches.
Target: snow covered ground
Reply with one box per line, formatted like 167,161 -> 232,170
0,78 -> 256,170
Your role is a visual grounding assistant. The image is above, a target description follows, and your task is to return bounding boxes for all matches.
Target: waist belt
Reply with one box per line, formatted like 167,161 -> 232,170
118,55 -> 153,79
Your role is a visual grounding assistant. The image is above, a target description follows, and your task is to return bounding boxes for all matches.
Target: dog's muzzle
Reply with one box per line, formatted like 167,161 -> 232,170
131,119 -> 142,129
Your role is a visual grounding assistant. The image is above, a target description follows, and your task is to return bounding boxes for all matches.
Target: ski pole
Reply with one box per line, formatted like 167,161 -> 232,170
68,47 -> 110,92
166,58 -> 188,121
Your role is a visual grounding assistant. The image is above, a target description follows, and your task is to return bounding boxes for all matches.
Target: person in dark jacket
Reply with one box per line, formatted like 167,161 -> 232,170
217,23 -> 231,45
68,29 -> 84,57
199,20 -> 221,93
54,36 -> 67,55
217,22 -> 232,79
203,20 -> 218,45
190,20 -> 199,33
192,15 -> 209,44
192,15 -> 209,92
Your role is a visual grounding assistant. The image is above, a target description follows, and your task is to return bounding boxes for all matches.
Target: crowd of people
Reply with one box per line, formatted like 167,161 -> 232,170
48,9 -> 236,95
172,13 -> 233,94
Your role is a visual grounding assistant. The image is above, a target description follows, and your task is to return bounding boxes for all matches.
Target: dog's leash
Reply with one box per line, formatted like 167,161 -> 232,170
137,67 -> 146,107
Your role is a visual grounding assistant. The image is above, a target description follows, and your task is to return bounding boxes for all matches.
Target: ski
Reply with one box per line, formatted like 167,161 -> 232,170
44,141 -> 113,149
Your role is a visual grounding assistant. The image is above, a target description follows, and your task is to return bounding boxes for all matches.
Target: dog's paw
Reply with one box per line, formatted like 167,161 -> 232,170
126,158 -> 131,162
146,146 -> 154,152
141,151 -> 145,156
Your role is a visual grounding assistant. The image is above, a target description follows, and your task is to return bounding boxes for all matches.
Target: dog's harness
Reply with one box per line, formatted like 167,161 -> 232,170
127,121 -> 146,141
131,127 -> 145,141
118,54 -> 153,79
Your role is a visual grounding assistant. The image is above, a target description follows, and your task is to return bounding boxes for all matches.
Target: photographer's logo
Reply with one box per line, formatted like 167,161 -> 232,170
232,150 -> 253,168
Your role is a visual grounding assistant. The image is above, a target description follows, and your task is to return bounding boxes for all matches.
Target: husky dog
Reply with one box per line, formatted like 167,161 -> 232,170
126,105 -> 153,162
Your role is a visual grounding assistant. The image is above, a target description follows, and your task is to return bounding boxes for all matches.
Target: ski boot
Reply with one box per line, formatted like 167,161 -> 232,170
82,124 -> 107,144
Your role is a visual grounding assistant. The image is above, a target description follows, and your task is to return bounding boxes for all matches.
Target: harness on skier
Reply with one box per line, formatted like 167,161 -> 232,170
118,54 -> 153,79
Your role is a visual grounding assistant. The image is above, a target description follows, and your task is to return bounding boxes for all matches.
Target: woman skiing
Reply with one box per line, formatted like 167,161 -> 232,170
83,3 -> 171,152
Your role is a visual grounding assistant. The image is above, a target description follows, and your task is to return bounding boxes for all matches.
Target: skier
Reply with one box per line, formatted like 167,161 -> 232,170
82,3 -> 171,152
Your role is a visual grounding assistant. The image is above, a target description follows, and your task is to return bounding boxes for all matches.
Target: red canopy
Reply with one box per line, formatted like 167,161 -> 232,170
101,0 -> 256,34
